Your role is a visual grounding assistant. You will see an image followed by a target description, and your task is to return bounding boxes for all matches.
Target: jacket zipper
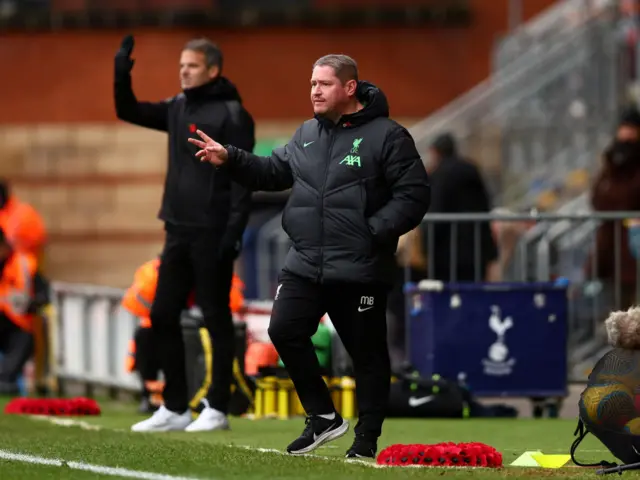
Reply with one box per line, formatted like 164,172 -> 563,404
318,129 -> 337,283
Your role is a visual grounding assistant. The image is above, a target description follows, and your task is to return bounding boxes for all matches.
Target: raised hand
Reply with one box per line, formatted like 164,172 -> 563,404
188,130 -> 229,166
119,35 -> 135,57
115,34 -> 135,76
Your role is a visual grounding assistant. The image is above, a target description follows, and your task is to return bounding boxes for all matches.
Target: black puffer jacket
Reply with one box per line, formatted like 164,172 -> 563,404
226,82 -> 431,285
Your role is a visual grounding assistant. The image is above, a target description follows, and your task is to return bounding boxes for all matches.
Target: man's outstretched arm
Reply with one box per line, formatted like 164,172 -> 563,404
225,143 -> 294,192
189,129 -> 297,192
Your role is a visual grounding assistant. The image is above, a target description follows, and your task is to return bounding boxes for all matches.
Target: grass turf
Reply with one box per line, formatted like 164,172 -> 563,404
0,399 -> 621,479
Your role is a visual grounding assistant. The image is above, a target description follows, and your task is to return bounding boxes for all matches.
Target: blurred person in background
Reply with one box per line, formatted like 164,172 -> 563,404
0,180 -> 48,309
490,207 -> 533,277
423,133 -> 499,282
0,179 -> 50,394
189,54 -> 431,458
122,257 -> 166,414
0,180 -> 47,261
588,107 -> 640,310
0,227 -> 38,394
114,35 -> 255,432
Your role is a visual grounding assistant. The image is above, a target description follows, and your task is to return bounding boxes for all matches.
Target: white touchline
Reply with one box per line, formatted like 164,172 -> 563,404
0,449 -> 207,480
232,445 -> 384,468
26,416 -> 384,469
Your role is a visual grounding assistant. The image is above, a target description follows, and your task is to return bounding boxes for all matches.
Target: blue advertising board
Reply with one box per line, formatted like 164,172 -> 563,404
407,281 -> 568,397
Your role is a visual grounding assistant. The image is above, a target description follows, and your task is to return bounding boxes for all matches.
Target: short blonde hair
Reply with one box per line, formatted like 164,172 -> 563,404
606,306 -> 640,349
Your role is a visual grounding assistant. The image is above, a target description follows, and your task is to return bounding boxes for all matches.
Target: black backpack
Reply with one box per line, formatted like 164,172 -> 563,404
570,418 -> 640,474
387,371 -> 471,418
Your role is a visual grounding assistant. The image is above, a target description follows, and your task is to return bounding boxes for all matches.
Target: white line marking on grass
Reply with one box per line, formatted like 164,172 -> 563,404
27,416 -> 382,469
30,415 -> 111,431
232,445 -> 385,468
0,449 -> 207,480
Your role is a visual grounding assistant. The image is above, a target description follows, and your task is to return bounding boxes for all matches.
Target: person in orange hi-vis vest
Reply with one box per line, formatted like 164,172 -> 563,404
121,257 -> 246,413
0,180 -> 47,261
0,180 -> 50,395
121,257 -> 164,413
0,226 -> 38,395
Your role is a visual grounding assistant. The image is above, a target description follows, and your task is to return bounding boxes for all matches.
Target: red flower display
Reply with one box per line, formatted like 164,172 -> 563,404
376,442 -> 502,468
4,397 -> 101,416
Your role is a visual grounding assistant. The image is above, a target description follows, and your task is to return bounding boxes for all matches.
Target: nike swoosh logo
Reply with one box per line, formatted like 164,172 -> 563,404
357,306 -> 373,312
313,424 -> 333,441
303,141 -> 315,147
408,396 -> 435,407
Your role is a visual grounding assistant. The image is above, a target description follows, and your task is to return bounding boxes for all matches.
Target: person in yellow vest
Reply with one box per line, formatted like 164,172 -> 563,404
0,227 -> 38,395
122,257 -> 246,413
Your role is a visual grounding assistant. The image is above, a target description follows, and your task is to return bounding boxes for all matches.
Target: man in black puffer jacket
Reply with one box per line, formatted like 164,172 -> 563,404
189,54 -> 430,457
115,35 -> 255,434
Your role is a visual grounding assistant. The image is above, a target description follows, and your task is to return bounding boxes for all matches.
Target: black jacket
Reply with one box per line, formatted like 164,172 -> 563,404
114,74 -> 255,256
224,82 -> 431,285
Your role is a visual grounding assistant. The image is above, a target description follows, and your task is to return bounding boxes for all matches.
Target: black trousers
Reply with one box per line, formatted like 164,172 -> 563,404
150,223 -> 235,413
0,314 -> 33,389
268,270 -> 391,438
133,326 -> 161,395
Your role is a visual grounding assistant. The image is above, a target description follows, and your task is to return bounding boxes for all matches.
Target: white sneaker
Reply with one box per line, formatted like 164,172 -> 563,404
185,407 -> 230,432
131,405 -> 192,432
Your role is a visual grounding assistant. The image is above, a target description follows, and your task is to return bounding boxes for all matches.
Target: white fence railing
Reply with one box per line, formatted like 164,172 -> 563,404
50,282 -> 275,392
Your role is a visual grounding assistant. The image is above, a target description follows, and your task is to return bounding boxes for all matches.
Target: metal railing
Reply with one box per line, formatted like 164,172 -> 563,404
50,282 -> 140,391
407,0 -> 624,208
49,282 -> 275,393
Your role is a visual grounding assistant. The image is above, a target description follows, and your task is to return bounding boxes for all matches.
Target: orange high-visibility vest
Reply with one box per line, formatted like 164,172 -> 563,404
125,338 -> 136,372
0,252 -> 37,332
121,258 -> 246,328
230,274 -> 245,314
121,258 -> 159,327
0,198 -> 47,259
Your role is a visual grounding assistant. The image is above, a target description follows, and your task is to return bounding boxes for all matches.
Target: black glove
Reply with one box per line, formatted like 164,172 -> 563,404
115,34 -> 135,78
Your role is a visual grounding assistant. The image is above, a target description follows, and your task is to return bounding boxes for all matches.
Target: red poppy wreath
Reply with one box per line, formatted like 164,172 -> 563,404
376,442 -> 503,468
4,397 -> 101,416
